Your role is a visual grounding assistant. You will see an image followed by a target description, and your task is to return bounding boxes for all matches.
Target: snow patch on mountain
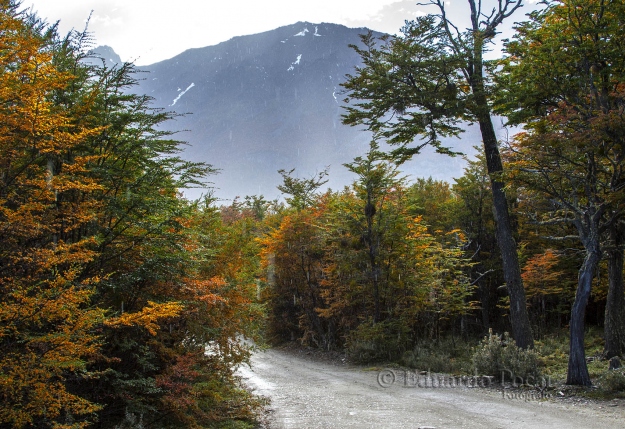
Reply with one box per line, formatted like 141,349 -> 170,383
314,26 -> 322,37
294,28 -> 309,37
287,54 -> 302,72
170,83 -> 195,106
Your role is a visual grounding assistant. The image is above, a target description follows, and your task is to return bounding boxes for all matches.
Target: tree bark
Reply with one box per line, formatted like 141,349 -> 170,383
478,116 -> 534,349
567,240 -> 602,386
467,25 -> 533,349
469,42 -> 533,348
604,225 -> 625,359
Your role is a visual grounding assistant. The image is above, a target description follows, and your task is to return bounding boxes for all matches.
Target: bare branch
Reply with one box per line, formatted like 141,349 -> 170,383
539,235 -> 582,242
471,270 -> 495,285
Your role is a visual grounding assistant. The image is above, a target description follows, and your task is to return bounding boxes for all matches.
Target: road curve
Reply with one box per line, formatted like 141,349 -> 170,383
238,347 -> 625,429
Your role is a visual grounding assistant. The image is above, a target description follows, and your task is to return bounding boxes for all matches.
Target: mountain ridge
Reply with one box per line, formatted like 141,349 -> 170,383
93,21 -> 477,201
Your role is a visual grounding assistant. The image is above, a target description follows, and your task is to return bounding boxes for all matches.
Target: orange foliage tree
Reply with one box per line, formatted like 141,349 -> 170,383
521,249 -> 573,335
0,2 -> 106,426
260,200 -> 334,348
0,2 -> 265,427
260,143 -> 474,362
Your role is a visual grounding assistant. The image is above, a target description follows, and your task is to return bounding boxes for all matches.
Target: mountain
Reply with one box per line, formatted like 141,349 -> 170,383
87,45 -> 122,70
94,22 -> 478,201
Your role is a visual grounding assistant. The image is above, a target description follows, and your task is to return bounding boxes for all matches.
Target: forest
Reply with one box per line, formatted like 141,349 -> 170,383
1,0 -> 625,428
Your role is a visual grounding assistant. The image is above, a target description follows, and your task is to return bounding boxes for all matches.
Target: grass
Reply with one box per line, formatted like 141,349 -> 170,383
531,327 -> 625,399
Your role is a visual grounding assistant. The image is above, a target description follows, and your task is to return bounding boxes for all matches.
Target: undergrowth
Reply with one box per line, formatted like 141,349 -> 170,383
362,327 -> 625,398
472,329 -> 541,381
400,336 -> 473,374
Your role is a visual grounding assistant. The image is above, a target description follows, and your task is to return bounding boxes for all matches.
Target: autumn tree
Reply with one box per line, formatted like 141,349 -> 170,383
43,44 -> 215,425
319,179 -> 428,360
341,0 -> 534,349
318,143 -> 474,360
260,200 -> 335,348
342,142 -> 405,324
71,57 -> 263,427
0,3 -> 266,427
498,0 -> 625,385
0,2 -> 106,426
452,153 -> 505,331
406,177 -> 461,235
260,143 -> 478,363
163,199 -> 265,427
521,250 -> 572,335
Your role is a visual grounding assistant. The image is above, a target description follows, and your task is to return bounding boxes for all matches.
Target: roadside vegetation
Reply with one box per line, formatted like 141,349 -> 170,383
258,0 -> 625,399
0,2 -> 263,427
3,0 -> 625,428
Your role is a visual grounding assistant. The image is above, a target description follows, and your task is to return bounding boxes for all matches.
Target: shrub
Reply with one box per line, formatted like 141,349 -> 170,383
401,337 -> 473,374
598,369 -> 625,392
473,329 -> 541,382
402,348 -> 454,373
345,320 -> 410,363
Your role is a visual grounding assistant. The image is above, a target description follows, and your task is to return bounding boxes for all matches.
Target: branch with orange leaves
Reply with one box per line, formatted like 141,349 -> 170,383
104,301 -> 185,336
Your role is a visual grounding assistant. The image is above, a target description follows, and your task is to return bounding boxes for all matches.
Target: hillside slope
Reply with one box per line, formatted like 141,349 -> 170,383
97,22 -> 478,200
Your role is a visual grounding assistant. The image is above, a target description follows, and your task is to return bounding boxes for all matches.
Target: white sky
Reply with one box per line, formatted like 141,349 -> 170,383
25,0 -> 538,66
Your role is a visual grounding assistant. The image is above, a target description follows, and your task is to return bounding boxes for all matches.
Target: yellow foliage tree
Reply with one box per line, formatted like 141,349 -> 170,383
0,2 -> 105,426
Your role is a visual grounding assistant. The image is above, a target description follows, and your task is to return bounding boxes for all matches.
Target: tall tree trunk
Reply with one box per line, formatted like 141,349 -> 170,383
470,31 -> 533,349
604,224 -> 625,359
567,239 -> 602,386
479,117 -> 534,349
479,281 -> 491,330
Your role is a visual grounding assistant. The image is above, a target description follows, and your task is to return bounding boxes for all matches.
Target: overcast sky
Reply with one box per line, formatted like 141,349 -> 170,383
25,1 -> 538,66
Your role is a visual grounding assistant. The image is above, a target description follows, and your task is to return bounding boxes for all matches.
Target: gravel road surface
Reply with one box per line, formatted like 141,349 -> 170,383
239,347 -> 625,429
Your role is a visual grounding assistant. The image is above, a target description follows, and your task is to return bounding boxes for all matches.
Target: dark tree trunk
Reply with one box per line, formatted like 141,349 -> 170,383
604,225 -> 625,359
476,113 -> 534,349
567,241 -> 602,386
469,30 -> 533,349
365,193 -> 381,324
479,281 -> 491,330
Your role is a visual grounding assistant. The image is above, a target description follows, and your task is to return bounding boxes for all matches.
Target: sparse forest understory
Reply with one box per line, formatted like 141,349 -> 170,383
3,0 -> 625,428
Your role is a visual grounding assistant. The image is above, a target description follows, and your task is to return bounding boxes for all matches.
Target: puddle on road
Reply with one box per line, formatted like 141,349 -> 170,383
238,364 -> 276,392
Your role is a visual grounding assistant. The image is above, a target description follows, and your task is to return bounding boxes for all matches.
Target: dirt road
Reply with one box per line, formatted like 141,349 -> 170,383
238,347 -> 625,429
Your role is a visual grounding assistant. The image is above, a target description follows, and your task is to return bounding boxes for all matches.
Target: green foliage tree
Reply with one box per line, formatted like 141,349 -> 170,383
342,142 -> 405,324
341,0 -> 534,349
452,153 -> 503,331
406,177 -> 461,235
277,167 -> 329,211
497,0 -> 625,385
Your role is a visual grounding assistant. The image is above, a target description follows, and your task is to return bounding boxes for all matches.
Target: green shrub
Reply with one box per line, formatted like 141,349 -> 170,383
473,329 -> 541,382
402,348 -> 454,373
345,320 -> 410,363
401,337 -> 472,374
598,369 -> 625,392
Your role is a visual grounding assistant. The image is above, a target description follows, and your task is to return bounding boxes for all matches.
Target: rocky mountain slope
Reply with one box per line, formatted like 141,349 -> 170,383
95,22 -> 478,201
